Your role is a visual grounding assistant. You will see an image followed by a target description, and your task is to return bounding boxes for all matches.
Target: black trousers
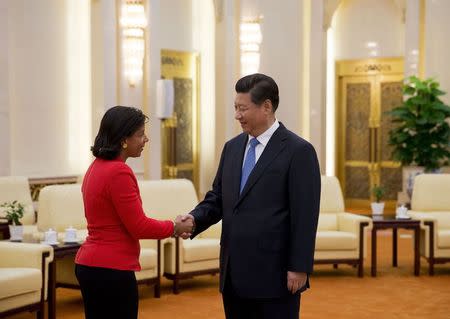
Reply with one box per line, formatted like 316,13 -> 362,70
222,273 -> 301,319
75,264 -> 138,319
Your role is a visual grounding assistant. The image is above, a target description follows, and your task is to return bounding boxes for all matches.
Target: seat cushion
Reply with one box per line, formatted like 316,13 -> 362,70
139,248 -> 157,270
0,268 -> 41,299
183,239 -> 220,263
315,231 -> 358,250
438,230 -> 450,249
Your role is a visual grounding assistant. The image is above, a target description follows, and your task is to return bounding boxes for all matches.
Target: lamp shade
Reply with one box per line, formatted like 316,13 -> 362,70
156,79 -> 174,119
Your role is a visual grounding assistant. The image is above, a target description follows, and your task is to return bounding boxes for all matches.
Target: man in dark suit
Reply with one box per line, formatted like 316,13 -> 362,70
183,73 -> 321,318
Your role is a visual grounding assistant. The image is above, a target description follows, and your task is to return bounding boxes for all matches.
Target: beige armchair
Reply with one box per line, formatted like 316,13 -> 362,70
0,176 -> 37,237
0,242 -> 53,319
409,174 -> 450,275
35,184 -> 162,296
139,179 -> 220,294
315,176 -> 372,277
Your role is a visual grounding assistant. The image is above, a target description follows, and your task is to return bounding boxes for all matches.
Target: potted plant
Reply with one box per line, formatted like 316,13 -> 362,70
371,185 -> 385,215
387,76 -> 450,196
0,200 -> 25,241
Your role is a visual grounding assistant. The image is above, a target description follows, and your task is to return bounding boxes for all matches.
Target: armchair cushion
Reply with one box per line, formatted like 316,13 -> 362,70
183,239 -> 220,263
37,184 -> 85,232
438,230 -> 450,248
315,231 -> 357,250
319,176 -> 345,213
411,174 -> 450,211
0,268 -> 41,299
139,248 -> 157,270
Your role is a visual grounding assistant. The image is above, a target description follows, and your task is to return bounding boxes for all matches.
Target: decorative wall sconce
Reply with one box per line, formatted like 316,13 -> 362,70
120,0 -> 147,87
240,19 -> 262,76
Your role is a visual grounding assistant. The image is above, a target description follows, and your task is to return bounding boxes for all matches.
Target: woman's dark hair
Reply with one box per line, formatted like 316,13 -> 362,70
235,73 -> 279,111
91,106 -> 148,160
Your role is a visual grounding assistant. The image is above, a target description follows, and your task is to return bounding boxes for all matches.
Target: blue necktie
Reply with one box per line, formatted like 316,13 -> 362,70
240,138 -> 260,193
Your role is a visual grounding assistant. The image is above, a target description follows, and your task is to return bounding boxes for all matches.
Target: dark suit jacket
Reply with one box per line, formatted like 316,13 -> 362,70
190,123 -> 321,299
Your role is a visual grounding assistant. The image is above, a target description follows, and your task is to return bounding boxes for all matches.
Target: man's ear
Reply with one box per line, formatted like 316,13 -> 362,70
263,99 -> 273,113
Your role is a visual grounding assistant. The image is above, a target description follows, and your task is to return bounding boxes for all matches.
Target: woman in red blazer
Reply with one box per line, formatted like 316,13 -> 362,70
75,106 -> 193,319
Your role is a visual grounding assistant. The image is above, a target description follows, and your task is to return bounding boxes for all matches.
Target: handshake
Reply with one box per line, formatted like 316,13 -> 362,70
172,214 -> 195,239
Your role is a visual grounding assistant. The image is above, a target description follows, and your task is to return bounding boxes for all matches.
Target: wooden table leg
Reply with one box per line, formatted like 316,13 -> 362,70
392,228 -> 398,267
414,226 -> 420,276
48,261 -> 56,319
371,227 -> 377,277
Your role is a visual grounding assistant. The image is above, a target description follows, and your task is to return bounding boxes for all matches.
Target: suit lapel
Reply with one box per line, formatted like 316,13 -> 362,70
235,124 -> 288,207
230,134 -> 248,207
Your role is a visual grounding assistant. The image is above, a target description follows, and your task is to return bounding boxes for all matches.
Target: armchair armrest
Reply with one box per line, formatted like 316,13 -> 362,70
408,211 -> 438,229
0,242 -> 54,268
337,212 -> 372,233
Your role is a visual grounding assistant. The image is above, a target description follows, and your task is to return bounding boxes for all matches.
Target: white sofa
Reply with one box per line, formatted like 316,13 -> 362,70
0,242 -> 53,319
34,183 -> 162,296
409,174 -> 450,275
139,179 -> 221,294
315,176 -> 372,276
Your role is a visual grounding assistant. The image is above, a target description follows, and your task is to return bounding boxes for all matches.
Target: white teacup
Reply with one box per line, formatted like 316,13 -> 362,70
44,228 -> 58,244
396,205 -> 408,218
64,226 -> 77,242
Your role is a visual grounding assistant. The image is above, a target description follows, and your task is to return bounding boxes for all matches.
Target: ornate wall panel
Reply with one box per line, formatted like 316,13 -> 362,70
345,83 -> 371,162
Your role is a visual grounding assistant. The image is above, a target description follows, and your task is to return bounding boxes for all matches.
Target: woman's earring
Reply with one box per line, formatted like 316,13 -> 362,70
122,143 -> 128,149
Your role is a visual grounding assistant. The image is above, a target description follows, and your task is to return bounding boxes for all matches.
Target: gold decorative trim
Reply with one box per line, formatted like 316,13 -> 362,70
419,0 -> 426,78
354,64 -> 391,73
29,176 -> 78,202
336,57 -> 404,76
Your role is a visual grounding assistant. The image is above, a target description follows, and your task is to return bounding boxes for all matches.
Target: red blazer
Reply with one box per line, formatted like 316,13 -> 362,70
75,158 -> 173,271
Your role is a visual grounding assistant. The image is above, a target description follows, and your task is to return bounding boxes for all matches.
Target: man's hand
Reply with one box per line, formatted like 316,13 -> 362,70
173,215 -> 194,238
287,271 -> 307,294
178,214 -> 196,239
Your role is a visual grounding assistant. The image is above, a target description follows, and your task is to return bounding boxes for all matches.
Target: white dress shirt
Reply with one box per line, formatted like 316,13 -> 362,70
242,120 -> 280,167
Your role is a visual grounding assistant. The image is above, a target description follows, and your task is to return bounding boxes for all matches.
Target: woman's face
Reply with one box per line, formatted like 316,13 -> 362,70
123,124 -> 149,158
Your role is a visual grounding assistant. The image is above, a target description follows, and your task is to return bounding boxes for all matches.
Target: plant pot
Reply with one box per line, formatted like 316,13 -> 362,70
371,202 -> 385,216
9,225 -> 23,241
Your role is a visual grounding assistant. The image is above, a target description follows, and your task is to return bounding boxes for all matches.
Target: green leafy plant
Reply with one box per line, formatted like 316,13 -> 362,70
0,200 -> 24,226
372,185 -> 385,203
387,76 -> 450,171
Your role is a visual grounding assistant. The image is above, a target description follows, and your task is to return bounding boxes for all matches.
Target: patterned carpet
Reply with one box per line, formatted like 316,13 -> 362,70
10,230 -> 450,319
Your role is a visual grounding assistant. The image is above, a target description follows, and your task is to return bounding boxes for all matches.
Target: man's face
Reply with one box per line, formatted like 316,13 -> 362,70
234,93 -> 273,137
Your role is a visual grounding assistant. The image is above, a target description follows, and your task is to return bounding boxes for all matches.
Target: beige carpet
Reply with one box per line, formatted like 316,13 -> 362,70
10,230 -> 450,319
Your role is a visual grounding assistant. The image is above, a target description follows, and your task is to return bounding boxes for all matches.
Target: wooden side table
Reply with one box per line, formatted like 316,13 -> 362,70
0,221 -> 10,239
47,243 -> 81,319
371,215 -> 420,277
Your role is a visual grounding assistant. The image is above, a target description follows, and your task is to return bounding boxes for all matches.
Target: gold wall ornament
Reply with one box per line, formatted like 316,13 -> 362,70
160,50 -> 200,194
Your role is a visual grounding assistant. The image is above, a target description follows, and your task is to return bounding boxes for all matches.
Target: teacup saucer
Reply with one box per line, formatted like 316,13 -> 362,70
40,240 -> 59,246
396,215 -> 411,220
